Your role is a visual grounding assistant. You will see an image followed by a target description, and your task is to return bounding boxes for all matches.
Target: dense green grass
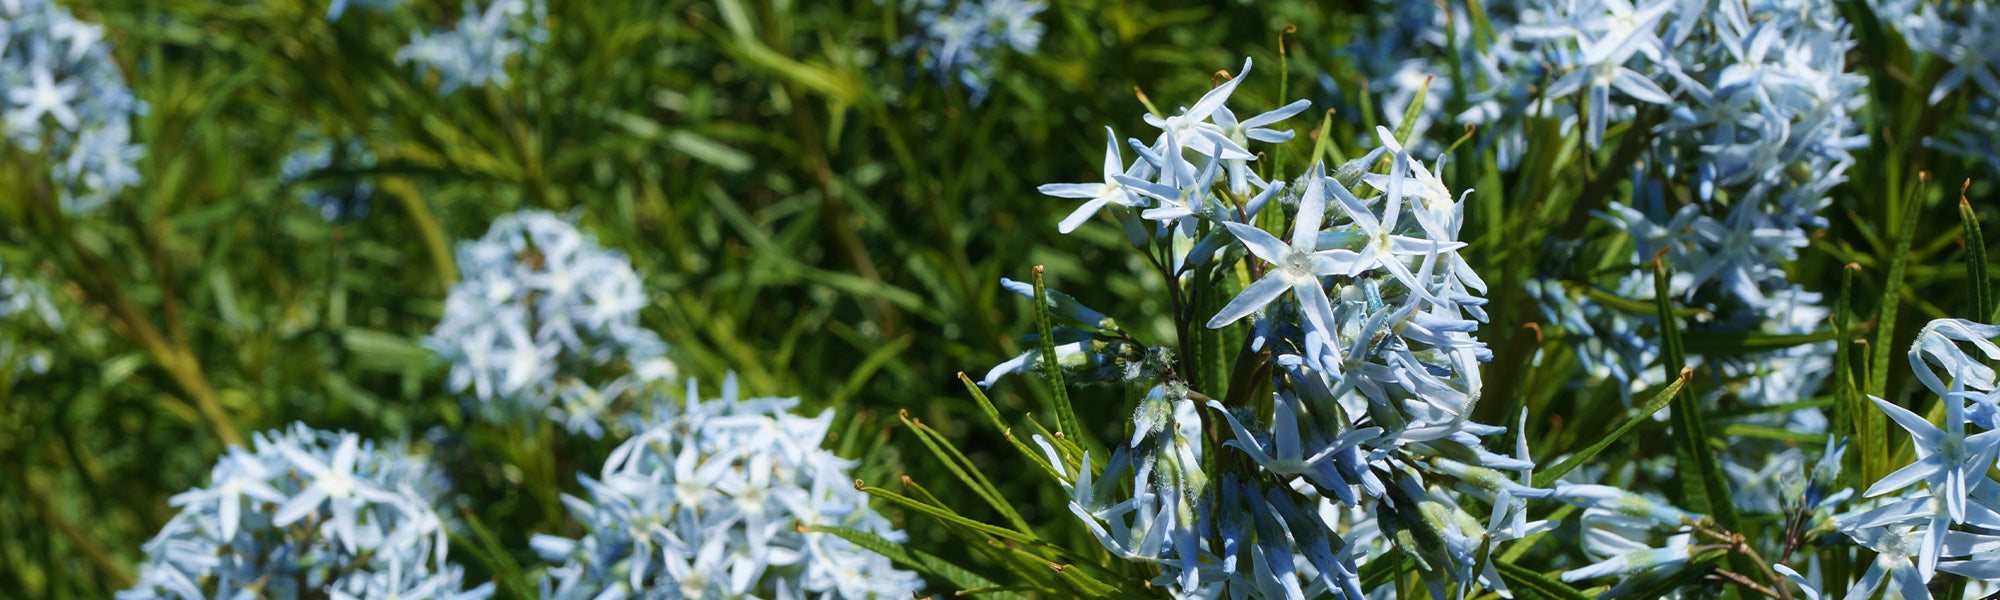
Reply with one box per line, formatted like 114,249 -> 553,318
2,0 -> 1997,598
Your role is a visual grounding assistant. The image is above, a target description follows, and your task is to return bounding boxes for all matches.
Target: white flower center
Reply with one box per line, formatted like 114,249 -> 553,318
323,470 -> 355,498
1277,248 -> 1320,286
1880,527 -> 1920,558
680,571 -> 710,599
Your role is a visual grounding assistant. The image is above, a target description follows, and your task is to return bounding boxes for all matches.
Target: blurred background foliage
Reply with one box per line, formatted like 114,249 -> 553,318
1,0 -> 1996,598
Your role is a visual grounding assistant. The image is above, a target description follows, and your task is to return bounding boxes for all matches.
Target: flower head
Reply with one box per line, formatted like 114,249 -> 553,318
426,210 -> 676,436
534,375 -> 923,599
119,424 -> 490,600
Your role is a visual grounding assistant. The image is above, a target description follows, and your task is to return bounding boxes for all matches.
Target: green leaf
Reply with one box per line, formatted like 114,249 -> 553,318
1653,259 -> 1736,532
1679,329 -> 1835,355
1627,549 -> 1728,600
1031,266 -> 1085,448
957,373 -> 1068,483
1960,195 -> 1992,321
1565,280 -> 1707,319
666,130 -> 754,173
961,372 -> 1012,435
1717,423 -> 1830,444
1394,76 -> 1433,144
1833,263 -> 1880,489
1312,108 -> 1344,166
805,524 -> 1012,597
1871,191 -> 1923,399
341,328 -> 435,374
1534,369 -> 1689,487
1050,562 -> 1127,598
859,484 -> 1041,544
1360,554 -> 1406,590
1465,0 -> 1499,47
898,413 -> 1034,533
1867,191 -> 1923,483
1495,560 -> 1595,600
453,508 -> 536,600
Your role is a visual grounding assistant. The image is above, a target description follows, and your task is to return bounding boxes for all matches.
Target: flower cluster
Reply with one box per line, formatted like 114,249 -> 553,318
1871,0 -> 2000,105
1551,480 -> 1702,594
1,0 -> 146,214
119,424 -> 492,600
398,0 -> 547,95
1832,318 -> 2000,600
424,210 -> 676,437
1869,0 -> 2000,175
1619,2 -> 1863,305
1506,1 -> 1857,488
0,260 -> 60,379
1007,57 -> 1547,598
1330,0 -> 1509,158
894,0 -> 1045,101
532,375 -> 923,599
280,130 -> 376,223
1496,0 -> 1868,308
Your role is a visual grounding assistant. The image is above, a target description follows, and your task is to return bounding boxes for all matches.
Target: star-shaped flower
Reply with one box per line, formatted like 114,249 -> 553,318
1862,395 -> 2000,525
1039,127 -> 1150,233
1206,162 -> 1354,334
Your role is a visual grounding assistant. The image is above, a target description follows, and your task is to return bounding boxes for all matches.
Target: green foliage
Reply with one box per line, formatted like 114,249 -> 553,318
4,0 -> 2000,599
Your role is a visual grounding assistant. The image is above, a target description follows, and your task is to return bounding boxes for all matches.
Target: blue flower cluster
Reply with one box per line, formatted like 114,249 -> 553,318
895,0 -> 1045,101
1831,319 -> 2000,600
1506,0 -> 1858,440
119,423 -> 492,600
1870,0 -> 2000,174
397,0 -> 547,95
280,131 -> 377,223
424,210 -> 676,438
1008,57 -> 1554,599
532,375 -> 923,599
1,0 -> 146,214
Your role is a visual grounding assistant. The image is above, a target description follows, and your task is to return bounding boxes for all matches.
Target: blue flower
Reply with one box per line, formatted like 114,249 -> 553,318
1039,127 -> 1154,234
397,0 -> 545,94
1859,395 -> 2000,525
896,0 -> 1045,101
119,424 -> 491,600
1206,163 -> 1348,335
533,375 -> 923,599
426,210 -> 676,436
1019,57 -> 1526,598
1,0 -> 146,213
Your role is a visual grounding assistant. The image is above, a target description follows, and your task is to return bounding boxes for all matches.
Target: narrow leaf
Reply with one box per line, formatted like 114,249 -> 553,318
1627,549 -> 1729,600
1494,560 -> 1594,600
959,373 -> 1066,482
1871,190 -> 1923,399
454,508 -> 535,600
1653,259 -> 1736,533
1313,108 -> 1345,166
1679,329 -> 1835,354
1050,563 -> 1125,598
1395,76 -> 1433,144
805,524 -> 1008,597
899,413 -> 1034,533
1960,193 -> 1992,320
1833,263 -> 1879,489
859,484 -> 1040,544
1031,266 -> 1084,445
1867,191 -> 1923,483
1534,368 -> 1690,487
